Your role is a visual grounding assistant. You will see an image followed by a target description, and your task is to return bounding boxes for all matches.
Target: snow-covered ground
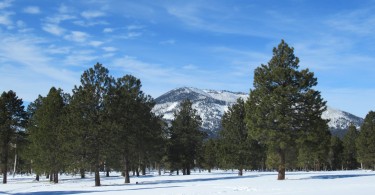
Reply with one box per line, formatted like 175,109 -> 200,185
1,170 -> 375,194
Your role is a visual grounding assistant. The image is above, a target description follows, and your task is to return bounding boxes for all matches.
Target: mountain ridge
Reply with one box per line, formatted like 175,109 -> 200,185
152,87 -> 364,137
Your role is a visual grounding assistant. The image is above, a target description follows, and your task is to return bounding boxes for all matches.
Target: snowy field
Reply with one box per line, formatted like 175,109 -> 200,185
1,170 -> 375,195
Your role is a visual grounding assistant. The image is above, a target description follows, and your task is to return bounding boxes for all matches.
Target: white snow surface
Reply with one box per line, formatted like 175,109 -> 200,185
2,170 -> 375,194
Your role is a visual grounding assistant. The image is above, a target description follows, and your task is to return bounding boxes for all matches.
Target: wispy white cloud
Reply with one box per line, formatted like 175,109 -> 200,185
0,34 -> 78,100
102,46 -> 116,52
326,7 -> 375,35
127,25 -> 144,30
45,14 -> 75,24
64,31 -> 89,42
103,28 -> 113,33
58,4 -> 69,13
0,12 -> 12,26
73,20 -> 108,27
42,23 -> 65,36
160,39 -> 176,45
23,6 -> 40,14
119,32 -> 142,39
0,0 -> 12,9
182,64 -> 197,70
63,49 -> 98,66
89,40 -> 104,47
81,10 -> 105,19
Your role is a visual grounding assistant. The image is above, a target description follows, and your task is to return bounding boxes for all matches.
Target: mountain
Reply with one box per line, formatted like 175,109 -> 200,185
152,87 -> 363,137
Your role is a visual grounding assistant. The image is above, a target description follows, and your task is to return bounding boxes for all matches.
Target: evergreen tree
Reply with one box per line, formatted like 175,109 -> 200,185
168,99 -> 204,175
245,40 -> 327,180
0,90 -> 27,184
219,98 -> 263,175
201,138 -> 218,173
342,124 -> 359,170
106,75 -> 154,183
68,63 -> 113,186
356,111 -> 375,170
27,87 -> 68,183
328,136 -> 344,170
297,119 -> 331,171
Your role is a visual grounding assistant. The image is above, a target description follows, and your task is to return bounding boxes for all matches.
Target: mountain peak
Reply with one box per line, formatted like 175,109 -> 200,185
153,87 -> 363,137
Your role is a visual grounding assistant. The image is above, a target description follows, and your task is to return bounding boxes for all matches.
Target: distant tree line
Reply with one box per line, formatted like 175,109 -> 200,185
1,41 -> 375,186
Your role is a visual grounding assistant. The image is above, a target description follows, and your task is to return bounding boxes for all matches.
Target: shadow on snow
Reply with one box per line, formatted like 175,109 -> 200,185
303,173 -> 375,180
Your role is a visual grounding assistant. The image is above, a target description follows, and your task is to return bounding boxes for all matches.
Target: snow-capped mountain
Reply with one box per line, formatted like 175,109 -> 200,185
152,87 -> 363,137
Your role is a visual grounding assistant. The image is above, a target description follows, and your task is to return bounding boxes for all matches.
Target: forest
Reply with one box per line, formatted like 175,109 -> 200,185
1,40 -> 374,186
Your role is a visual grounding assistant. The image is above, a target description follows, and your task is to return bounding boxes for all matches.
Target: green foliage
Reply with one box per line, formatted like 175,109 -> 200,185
27,87 -> 68,183
168,99 -> 204,175
201,138 -> 218,172
328,136 -> 343,170
297,119 -> 331,171
342,124 -> 359,169
356,111 -> 375,170
246,40 -> 327,179
68,63 -> 114,186
106,74 -> 164,182
0,90 -> 27,183
218,98 -> 264,175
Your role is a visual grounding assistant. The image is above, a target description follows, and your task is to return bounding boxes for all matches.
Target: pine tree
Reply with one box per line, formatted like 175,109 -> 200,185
68,63 -> 113,186
219,98 -> 263,175
246,40 -> 327,180
0,90 -> 27,184
201,138 -> 218,173
297,119 -> 331,171
27,87 -> 68,183
342,124 -> 359,170
106,75 -> 153,183
168,99 -> 204,175
356,111 -> 375,170
328,136 -> 343,170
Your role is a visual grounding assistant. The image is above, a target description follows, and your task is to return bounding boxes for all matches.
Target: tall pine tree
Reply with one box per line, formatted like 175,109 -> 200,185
356,111 -> 375,170
219,98 -> 263,175
342,124 -> 359,170
0,90 -> 27,184
246,40 -> 327,180
27,87 -> 68,183
106,75 -> 153,183
168,99 -> 204,175
68,63 -> 113,186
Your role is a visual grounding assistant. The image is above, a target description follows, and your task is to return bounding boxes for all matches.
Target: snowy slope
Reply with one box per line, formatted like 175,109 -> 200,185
152,87 -> 363,137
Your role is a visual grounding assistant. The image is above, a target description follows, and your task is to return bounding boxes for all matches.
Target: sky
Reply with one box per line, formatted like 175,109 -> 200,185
0,0 -> 374,118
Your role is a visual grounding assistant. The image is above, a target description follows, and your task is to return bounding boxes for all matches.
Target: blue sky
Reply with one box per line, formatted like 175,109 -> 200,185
0,0 -> 374,117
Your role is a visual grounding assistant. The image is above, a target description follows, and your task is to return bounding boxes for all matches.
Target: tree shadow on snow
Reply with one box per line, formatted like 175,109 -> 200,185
134,174 -> 268,185
302,173 -> 375,180
5,186 -> 183,195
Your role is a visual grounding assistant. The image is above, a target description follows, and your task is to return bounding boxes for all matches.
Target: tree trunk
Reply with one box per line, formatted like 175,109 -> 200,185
176,169 -> 179,175
124,156 -> 130,184
208,168 -> 211,173
238,169 -> 243,176
141,165 -> 146,176
36,174 -> 39,181
2,144 -> 8,184
187,165 -> 191,175
277,149 -> 286,180
157,163 -> 161,176
94,165 -> 100,186
106,169 -> 110,177
80,168 -> 85,178
54,172 -> 58,183
50,172 -> 54,182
